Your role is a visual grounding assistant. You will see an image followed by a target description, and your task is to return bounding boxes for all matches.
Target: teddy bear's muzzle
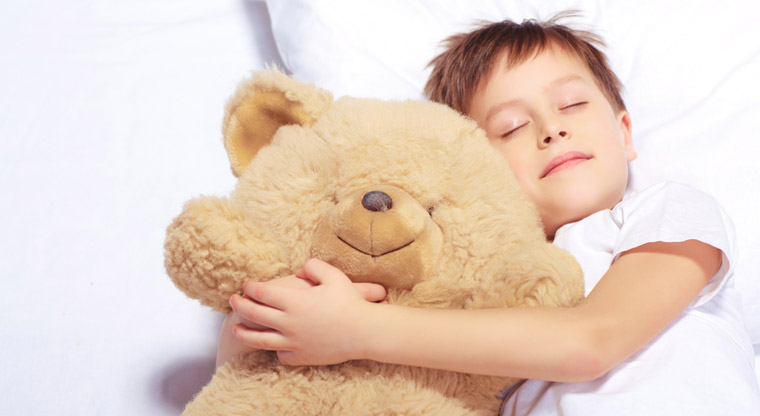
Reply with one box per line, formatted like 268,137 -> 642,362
310,185 -> 443,290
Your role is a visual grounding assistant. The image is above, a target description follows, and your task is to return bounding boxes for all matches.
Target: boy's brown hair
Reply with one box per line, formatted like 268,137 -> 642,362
424,13 -> 625,115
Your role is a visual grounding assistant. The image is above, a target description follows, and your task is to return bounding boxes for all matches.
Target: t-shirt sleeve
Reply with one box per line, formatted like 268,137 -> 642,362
610,182 -> 736,306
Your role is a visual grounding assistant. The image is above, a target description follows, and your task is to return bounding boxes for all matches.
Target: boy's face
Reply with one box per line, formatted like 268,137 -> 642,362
469,48 -> 636,238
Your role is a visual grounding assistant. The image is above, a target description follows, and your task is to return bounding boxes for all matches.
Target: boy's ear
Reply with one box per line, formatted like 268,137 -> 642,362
222,68 -> 334,177
618,110 -> 636,162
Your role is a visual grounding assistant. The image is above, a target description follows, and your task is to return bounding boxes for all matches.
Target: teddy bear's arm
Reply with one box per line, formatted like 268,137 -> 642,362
515,243 -> 585,308
472,243 -> 585,310
164,196 -> 289,313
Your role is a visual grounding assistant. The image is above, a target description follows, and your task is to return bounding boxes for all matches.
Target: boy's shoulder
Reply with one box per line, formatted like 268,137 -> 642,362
614,181 -> 734,256
619,181 -> 722,219
624,181 -> 714,204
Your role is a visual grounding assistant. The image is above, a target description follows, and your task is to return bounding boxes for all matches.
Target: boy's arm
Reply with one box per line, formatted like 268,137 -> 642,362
233,240 -> 720,382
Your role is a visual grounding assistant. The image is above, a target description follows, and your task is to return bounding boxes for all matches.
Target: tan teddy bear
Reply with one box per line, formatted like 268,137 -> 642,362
164,69 -> 584,416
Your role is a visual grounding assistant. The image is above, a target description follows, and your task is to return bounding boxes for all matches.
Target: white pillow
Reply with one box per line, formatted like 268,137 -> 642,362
266,0 -> 760,342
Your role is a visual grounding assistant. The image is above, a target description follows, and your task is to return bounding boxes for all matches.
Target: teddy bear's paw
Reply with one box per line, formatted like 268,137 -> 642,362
164,196 -> 289,313
466,242 -> 585,309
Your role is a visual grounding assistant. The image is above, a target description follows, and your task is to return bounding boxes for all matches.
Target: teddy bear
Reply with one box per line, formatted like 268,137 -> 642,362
164,69 -> 584,416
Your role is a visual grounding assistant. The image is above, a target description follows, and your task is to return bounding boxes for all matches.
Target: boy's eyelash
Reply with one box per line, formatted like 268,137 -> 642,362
562,101 -> 588,110
501,123 -> 527,138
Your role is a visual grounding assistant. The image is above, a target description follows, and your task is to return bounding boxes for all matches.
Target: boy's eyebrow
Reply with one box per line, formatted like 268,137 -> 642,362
485,99 -> 522,122
485,74 -> 588,122
543,74 -> 586,93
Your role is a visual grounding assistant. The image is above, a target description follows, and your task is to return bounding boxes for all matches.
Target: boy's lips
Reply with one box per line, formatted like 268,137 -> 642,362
541,151 -> 592,178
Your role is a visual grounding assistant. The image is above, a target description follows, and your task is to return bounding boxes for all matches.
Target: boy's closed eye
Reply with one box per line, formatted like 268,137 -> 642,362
560,101 -> 588,111
494,98 -> 589,139
501,122 -> 529,139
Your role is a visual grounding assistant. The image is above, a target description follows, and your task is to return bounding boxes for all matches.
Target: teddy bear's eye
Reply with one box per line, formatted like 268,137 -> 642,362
427,205 -> 435,216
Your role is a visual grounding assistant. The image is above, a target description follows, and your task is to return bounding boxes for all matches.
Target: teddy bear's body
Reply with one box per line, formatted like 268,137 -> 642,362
164,70 -> 583,416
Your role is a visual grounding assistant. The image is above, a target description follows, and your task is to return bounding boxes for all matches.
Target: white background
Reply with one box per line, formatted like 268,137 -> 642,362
1,1 -> 281,414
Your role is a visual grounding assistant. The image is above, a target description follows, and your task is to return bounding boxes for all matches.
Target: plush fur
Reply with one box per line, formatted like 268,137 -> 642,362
164,69 -> 584,416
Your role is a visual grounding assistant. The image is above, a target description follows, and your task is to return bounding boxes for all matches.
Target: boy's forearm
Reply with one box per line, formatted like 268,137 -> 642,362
359,303 -> 602,382
358,241 -> 719,383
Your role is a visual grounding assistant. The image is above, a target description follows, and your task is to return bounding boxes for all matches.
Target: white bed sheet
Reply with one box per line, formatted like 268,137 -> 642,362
0,1 -> 757,415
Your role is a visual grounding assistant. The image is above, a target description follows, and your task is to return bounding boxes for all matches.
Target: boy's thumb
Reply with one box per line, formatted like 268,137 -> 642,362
296,258 -> 344,285
355,283 -> 387,303
297,259 -> 387,301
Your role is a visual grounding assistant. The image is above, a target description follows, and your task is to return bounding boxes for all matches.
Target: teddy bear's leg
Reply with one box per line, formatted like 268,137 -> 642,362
357,385 -> 490,416
327,363 -> 508,416
183,355 -> 393,416
181,354 -> 332,416
182,357 -> 507,416
180,356 -> 258,416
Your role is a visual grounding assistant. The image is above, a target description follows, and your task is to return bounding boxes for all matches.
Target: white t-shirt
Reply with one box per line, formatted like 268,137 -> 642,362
502,182 -> 760,415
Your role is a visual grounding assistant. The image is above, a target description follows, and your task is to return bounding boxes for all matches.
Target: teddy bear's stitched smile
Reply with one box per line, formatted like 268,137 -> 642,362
336,234 -> 415,258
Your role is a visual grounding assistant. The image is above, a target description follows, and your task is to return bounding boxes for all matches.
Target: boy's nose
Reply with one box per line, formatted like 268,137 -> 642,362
542,130 -> 568,144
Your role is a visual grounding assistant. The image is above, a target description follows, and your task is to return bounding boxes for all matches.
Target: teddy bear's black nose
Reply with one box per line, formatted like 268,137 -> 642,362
362,191 -> 393,212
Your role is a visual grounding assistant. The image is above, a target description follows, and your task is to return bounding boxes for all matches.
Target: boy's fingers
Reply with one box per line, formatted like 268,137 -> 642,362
232,313 -> 269,332
233,324 -> 290,351
230,293 -> 286,329
229,295 -> 266,330
354,283 -> 387,302
242,281 -> 293,311
266,275 -> 315,289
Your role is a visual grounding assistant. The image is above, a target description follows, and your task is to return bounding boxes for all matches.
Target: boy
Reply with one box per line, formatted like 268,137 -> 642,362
221,15 -> 760,414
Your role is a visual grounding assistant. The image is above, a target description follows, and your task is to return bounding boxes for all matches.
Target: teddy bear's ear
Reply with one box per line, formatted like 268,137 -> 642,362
222,68 -> 334,177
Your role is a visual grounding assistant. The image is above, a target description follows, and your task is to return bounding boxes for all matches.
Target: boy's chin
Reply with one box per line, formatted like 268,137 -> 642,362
543,192 -> 620,231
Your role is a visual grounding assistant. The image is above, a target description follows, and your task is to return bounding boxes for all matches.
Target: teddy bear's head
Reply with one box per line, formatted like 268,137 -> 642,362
165,69 -> 582,312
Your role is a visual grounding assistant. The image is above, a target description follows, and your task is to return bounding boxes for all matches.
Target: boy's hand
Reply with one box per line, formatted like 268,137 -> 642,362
218,275 -> 317,367
230,275 -> 316,331
229,259 -> 387,366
